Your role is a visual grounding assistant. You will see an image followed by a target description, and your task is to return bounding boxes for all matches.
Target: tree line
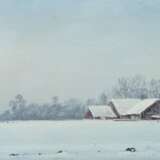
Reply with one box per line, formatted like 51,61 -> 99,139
1,75 -> 160,121
0,95 -> 85,121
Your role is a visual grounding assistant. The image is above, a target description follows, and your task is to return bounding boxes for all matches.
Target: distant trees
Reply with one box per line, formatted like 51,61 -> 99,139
112,75 -> 160,99
0,95 -> 85,121
86,98 -> 97,105
149,79 -> 160,98
98,92 -> 108,105
86,92 -> 108,106
9,94 -> 27,120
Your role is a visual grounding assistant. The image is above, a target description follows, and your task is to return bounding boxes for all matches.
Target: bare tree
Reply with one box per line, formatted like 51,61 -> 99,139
98,92 -> 108,105
149,79 -> 160,98
86,98 -> 97,105
112,75 -> 148,99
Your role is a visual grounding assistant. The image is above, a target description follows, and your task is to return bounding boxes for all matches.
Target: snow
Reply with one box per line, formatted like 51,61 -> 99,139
126,99 -> 159,115
110,99 -> 141,116
0,120 -> 160,159
88,105 -> 116,118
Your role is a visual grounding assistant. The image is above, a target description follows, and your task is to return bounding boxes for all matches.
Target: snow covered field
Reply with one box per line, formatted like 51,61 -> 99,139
0,120 -> 160,160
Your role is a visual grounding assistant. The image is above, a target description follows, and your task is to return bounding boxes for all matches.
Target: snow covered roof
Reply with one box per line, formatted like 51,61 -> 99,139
88,105 -> 116,118
126,99 -> 160,115
109,99 -> 141,116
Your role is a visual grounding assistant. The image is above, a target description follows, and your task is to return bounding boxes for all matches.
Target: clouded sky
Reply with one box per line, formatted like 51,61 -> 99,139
0,0 -> 160,107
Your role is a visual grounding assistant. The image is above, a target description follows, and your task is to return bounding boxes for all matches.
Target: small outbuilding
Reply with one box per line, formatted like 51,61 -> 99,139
126,99 -> 160,120
85,105 -> 116,119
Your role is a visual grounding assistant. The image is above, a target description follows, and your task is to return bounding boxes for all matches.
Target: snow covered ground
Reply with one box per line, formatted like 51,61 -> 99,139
0,120 -> 160,160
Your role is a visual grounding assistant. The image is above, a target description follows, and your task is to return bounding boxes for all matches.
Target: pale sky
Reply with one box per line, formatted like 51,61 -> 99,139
0,0 -> 160,108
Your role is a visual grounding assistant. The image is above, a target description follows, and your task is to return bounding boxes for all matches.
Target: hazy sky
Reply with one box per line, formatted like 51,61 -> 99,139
0,0 -> 160,107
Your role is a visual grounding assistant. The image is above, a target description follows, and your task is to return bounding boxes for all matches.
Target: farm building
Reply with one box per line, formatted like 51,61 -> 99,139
85,99 -> 160,120
108,99 -> 141,118
85,105 -> 116,119
126,99 -> 160,120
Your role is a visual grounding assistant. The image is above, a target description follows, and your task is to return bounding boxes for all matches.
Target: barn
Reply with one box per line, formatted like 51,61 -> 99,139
108,99 -> 141,118
126,99 -> 160,120
85,105 -> 116,119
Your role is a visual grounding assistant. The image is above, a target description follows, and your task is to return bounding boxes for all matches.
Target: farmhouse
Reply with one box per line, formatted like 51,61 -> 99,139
108,99 -> 141,118
85,105 -> 116,119
126,99 -> 160,120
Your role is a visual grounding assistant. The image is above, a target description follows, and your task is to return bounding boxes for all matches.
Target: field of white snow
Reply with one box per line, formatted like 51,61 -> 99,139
0,120 -> 160,160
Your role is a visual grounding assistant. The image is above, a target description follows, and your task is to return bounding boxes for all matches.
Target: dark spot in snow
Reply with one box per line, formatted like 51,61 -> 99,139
38,153 -> 42,156
9,153 -> 19,156
97,150 -> 101,152
57,150 -> 63,154
126,147 -> 136,152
